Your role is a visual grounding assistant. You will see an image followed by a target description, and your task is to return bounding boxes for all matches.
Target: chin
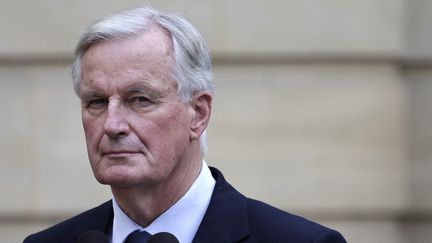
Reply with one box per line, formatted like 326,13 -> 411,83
97,174 -> 140,188
93,165 -> 131,184
95,166 -> 157,188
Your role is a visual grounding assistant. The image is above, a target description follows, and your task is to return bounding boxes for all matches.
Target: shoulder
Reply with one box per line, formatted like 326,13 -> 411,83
23,201 -> 113,243
245,198 -> 346,243
203,167 -> 346,242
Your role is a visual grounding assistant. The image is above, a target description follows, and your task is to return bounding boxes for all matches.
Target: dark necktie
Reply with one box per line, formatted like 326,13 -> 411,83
124,230 -> 152,243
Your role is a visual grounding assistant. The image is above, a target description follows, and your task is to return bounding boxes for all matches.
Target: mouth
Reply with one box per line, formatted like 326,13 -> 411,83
103,151 -> 141,158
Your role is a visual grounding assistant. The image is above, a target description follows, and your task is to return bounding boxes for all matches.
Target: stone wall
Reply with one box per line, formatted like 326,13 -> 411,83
1,1 -> 431,242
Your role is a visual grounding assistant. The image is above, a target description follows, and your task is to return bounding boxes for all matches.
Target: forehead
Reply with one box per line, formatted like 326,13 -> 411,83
80,26 -> 177,95
84,24 -> 173,62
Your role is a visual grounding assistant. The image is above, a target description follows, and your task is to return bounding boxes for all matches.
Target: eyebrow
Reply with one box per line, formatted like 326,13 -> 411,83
80,90 -> 106,101
80,81 -> 164,99
120,82 -> 162,98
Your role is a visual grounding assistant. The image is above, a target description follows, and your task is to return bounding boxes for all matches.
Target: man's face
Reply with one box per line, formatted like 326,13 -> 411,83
80,26 -> 195,188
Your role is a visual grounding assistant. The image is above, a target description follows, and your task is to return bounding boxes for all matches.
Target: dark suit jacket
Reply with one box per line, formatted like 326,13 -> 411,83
24,167 -> 346,243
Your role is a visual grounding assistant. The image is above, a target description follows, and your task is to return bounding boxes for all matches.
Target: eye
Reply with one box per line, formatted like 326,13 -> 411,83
85,98 -> 108,109
129,96 -> 153,107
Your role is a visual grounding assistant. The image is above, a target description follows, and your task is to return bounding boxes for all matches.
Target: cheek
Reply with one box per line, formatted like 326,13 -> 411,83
157,105 -> 190,137
158,107 -> 191,150
82,114 -> 104,151
134,105 -> 191,152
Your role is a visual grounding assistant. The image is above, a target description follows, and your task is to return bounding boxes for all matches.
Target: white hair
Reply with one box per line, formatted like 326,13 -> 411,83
71,6 -> 213,154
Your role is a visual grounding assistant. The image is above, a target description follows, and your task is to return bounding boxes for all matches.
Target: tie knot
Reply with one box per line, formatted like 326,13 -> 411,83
124,230 -> 152,243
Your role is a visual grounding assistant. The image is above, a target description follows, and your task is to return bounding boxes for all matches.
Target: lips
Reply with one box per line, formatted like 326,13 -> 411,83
102,150 -> 141,157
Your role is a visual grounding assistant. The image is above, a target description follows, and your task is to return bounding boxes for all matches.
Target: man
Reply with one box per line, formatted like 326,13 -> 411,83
24,6 -> 346,243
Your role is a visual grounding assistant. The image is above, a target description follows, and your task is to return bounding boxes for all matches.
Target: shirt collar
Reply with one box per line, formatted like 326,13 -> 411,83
111,160 -> 216,243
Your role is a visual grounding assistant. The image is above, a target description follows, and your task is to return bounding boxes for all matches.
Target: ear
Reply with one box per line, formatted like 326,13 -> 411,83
190,91 -> 212,140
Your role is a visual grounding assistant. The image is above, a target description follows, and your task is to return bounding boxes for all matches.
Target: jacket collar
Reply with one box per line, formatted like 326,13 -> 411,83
71,200 -> 114,241
193,167 -> 250,243
68,167 -> 250,243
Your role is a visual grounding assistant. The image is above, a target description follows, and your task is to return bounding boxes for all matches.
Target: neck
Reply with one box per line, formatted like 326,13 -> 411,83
111,150 -> 203,227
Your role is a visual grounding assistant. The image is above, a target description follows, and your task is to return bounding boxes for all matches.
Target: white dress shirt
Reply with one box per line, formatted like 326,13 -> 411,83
111,161 -> 216,243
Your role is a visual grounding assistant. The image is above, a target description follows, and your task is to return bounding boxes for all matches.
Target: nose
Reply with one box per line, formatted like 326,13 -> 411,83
104,99 -> 130,138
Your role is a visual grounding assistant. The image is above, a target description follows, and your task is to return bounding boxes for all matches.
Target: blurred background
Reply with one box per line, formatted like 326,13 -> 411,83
1,0 -> 431,242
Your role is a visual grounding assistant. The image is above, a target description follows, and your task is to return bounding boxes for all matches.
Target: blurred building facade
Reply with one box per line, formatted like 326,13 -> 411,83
1,1 -> 431,242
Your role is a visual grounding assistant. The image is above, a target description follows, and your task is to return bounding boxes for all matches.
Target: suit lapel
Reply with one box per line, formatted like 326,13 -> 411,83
193,167 -> 250,243
71,200 -> 114,242
65,168 -> 249,243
